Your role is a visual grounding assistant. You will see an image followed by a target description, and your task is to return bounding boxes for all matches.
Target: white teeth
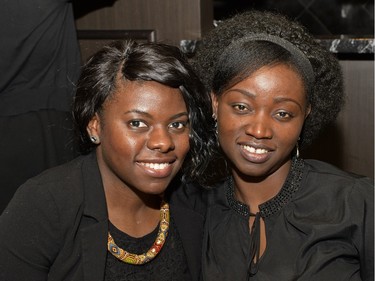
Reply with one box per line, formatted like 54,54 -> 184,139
243,145 -> 268,154
139,163 -> 170,170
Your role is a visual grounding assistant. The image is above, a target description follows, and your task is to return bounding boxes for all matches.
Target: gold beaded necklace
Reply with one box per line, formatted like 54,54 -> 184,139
107,201 -> 170,265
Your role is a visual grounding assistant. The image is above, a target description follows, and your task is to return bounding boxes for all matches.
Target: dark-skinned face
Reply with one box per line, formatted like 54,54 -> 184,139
212,64 -> 310,180
88,80 -> 190,196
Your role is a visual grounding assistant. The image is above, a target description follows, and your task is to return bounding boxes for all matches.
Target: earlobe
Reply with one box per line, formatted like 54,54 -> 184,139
211,92 -> 219,117
87,113 -> 101,142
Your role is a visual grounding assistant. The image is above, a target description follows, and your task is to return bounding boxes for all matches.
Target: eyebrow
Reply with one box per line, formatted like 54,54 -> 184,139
124,110 -> 189,119
273,96 -> 303,111
227,89 -> 303,111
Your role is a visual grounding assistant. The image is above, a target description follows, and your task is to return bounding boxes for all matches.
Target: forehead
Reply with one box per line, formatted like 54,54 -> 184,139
106,80 -> 187,112
223,63 -> 307,102
252,63 -> 304,87
247,61 -> 306,87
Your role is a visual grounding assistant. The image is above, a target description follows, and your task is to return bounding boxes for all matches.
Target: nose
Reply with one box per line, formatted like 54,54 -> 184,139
147,127 -> 175,152
244,115 -> 273,139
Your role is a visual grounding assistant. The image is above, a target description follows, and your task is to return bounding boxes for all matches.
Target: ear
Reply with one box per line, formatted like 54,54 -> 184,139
87,113 -> 101,140
211,92 -> 219,117
305,104 -> 311,119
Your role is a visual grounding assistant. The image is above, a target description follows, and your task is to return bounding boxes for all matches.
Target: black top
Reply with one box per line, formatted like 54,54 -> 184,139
0,153 -> 204,281
0,0 -> 81,116
105,218 -> 190,281
202,158 -> 374,281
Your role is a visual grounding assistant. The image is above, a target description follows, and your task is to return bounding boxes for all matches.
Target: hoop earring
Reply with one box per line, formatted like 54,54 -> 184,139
295,138 -> 300,158
296,142 -> 300,158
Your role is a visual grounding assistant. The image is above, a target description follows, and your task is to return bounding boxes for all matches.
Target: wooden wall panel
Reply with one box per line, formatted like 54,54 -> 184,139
303,60 -> 374,179
75,0 -> 214,46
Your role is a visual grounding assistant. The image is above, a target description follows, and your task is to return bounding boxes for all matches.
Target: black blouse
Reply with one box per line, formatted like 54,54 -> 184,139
202,158 -> 374,281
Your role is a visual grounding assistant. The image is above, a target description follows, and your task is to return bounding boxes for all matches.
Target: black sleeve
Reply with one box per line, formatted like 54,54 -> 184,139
0,180 -> 62,281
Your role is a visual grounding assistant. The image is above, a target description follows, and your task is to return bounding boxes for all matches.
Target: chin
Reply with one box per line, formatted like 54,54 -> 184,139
147,189 -> 167,196
236,165 -> 273,179
142,182 -> 171,195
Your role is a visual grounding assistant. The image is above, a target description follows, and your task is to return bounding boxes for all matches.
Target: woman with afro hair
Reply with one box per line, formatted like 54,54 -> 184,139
192,10 -> 374,281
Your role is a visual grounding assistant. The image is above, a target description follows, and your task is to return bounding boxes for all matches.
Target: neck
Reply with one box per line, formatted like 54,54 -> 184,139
232,160 -> 292,213
103,181 -> 163,238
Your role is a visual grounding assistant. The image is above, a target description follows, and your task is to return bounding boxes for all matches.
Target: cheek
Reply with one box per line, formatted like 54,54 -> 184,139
180,135 -> 190,156
276,124 -> 301,147
107,131 -> 144,156
217,116 -> 239,139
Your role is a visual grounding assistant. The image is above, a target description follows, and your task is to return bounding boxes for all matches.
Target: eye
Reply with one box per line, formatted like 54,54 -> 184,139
233,104 -> 249,112
169,121 -> 188,130
275,111 -> 293,120
129,120 -> 147,128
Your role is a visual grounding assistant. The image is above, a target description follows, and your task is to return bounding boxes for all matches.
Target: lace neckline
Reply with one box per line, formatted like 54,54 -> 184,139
226,157 -> 305,218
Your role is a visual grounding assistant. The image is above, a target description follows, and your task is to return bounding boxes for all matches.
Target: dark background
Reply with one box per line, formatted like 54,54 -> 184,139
214,0 -> 374,36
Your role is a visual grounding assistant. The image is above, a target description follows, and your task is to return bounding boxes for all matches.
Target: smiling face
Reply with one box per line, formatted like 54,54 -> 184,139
87,80 -> 190,197
212,63 -> 310,180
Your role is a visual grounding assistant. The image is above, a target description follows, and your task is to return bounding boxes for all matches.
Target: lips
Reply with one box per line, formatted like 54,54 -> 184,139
239,144 -> 272,163
136,160 -> 175,178
138,162 -> 171,170
242,145 -> 268,155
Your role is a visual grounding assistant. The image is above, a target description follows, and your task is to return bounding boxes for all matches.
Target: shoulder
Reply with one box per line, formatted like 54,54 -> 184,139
2,154 -> 93,217
303,159 -> 373,192
0,154 -> 97,276
294,159 -> 374,213
285,160 -> 373,240
22,155 -> 87,196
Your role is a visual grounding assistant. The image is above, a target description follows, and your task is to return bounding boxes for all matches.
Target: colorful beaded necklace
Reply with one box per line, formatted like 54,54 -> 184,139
107,201 -> 170,265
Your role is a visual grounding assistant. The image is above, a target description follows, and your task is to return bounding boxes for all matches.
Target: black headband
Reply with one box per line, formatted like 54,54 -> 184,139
221,34 -> 315,88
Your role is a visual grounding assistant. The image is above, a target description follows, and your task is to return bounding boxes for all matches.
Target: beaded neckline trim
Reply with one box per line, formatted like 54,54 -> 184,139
226,157 -> 305,218
107,201 -> 169,265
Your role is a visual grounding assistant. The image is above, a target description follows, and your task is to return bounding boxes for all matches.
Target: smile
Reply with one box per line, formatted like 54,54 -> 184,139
242,145 -> 269,155
138,162 -> 171,170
